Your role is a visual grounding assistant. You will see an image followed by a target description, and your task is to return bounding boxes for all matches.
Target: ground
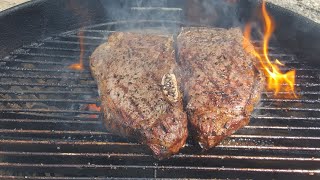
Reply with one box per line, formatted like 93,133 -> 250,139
0,0 -> 30,12
266,0 -> 320,24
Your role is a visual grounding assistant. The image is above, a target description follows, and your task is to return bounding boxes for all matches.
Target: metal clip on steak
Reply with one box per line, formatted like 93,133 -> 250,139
177,27 -> 264,149
90,32 -> 188,159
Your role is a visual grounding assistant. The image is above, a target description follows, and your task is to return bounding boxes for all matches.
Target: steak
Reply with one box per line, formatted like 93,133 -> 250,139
90,32 -> 188,159
177,27 -> 264,149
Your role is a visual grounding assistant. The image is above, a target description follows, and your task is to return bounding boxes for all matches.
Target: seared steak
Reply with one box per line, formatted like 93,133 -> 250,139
177,27 -> 264,149
90,32 -> 188,159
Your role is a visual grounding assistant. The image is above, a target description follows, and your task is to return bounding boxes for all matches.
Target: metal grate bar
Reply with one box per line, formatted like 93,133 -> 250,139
57,34 -> 107,40
43,40 -> 101,46
0,99 -> 98,103
174,154 -> 320,161
255,46 -> 279,51
0,90 -> 97,95
1,139 -> 319,154
0,74 -> 93,80
252,116 -> 320,120
0,109 -> 100,114
0,59 -> 68,65
259,67 -> 320,72
0,82 -> 96,88
230,134 -> 320,140
1,129 -> 320,141
22,46 -> 83,52
3,113 -> 100,120
84,20 -> 183,27
258,82 -> 320,88
0,151 -> 319,161
0,139 -> 138,146
256,107 -> 320,112
72,29 -> 115,33
11,52 -> 78,59
245,126 -> 320,130
215,145 -> 320,151
0,129 -> 110,135
0,163 -> 319,174
0,67 -> 91,73
263,91 -> 320,95
260,98 -> 320,103
2,127 -> 320,141
0,119 -> 101,124
1,118 -> 319,130
261,53 -> 295,57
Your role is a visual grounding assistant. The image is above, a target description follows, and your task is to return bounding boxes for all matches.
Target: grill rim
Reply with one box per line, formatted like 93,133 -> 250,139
0,0 -> 320,179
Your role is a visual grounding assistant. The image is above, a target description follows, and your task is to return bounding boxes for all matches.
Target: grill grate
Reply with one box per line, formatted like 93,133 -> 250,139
0,18 -> 320,179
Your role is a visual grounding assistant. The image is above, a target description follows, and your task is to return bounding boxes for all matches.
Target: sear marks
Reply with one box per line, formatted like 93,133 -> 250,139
90,27 -> 265,157
90,32 -> 187,159
177,27 -> 264,149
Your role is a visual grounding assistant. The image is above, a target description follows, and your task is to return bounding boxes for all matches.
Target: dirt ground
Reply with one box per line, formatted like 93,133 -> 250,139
0,0 -> 30,12
266,0 -> 320,24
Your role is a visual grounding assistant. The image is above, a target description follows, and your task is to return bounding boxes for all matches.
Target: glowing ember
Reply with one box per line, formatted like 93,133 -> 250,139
87,104 -> 101,112
87,104 -> 101,119
68,31 -> 85,71
243,1 -> 297,98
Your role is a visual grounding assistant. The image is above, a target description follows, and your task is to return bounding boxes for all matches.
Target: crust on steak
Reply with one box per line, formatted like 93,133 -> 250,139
90,32 -> 188,159
177,27 -> 264,149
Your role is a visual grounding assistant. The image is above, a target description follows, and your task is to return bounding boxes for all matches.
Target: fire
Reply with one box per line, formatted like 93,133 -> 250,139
87,104 -> 101,119
87,104 -> 101,112
243,1 -> 297,98
68,31 -> 85,71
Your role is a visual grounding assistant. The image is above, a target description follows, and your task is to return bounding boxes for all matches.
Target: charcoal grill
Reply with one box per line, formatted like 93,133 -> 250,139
0,0 -> 320,179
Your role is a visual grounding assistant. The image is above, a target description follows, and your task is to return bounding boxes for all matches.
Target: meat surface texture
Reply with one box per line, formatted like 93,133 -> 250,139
90,32 -> 188,159
177,27 -> 264,149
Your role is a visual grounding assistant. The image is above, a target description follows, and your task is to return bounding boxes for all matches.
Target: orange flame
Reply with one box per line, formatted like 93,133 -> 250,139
68,31 -> 85,71
243,1 -> 297,98
87,104 -> 101,119
87,104 -> 101,112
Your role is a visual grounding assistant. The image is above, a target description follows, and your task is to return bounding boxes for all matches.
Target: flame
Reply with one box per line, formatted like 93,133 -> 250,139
243,1 -> 297,98
87,104 -> 101,119
68,31 -> 85,70
87,104 -> 101,112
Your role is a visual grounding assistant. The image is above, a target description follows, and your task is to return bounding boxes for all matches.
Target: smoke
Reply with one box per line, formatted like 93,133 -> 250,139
185,0 -> 242,28
97,0 -> 180,33
98,0 -> 244,33
101,0 -> 176,20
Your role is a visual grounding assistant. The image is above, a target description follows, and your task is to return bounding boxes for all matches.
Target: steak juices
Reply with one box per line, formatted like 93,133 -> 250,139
90,27 -> 263,159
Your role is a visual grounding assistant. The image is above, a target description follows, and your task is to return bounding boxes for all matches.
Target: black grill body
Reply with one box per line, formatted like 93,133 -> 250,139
0,0 -> 319,179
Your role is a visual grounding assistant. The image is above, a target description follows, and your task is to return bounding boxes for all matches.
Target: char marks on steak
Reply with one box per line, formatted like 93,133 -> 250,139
90,32 -> 188,159
177,27 -> 264,149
